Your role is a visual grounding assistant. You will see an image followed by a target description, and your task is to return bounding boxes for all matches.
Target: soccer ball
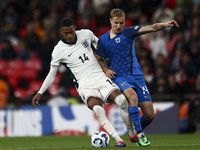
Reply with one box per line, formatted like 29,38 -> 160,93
91,131 -> 110,147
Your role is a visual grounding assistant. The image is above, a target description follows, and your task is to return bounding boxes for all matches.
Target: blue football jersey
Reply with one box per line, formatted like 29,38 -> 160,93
96,26 -> 143,76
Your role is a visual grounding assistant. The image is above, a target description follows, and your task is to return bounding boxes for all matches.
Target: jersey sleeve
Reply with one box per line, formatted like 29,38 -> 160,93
87,29 -> 98,49
124,26 -> 142,38
38,66 -> 58,94
50,46 -> 61,67
95,38 -> 108,58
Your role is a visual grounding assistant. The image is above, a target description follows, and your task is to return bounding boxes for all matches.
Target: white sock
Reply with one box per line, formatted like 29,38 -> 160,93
93,105 -> 123,143
114,94 -> 137,137
131,126 -> 137,137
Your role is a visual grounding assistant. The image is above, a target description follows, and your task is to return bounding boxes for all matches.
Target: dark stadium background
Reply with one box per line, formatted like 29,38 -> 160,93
0,0 -> 200,134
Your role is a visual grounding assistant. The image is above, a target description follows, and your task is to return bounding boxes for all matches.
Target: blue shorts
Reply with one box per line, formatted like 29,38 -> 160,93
113,75 -> 152,102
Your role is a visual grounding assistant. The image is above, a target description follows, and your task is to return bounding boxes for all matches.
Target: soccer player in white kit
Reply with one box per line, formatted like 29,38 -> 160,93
32,17 -> 136,147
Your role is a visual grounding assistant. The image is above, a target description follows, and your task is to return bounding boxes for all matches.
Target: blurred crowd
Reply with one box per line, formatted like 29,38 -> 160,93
0,0 -> 200,111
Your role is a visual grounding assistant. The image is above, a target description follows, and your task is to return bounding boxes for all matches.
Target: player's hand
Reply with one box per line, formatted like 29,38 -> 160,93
165,20 -> 179,28
105,69 -> 116,79
32,93 -> 42,108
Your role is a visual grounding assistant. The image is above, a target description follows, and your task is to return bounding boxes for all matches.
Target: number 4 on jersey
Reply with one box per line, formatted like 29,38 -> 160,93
79,53 -> 89,63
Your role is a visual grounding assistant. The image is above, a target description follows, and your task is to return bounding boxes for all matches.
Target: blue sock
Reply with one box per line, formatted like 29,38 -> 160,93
128,106 -> 142,134
140,115 -> 151,129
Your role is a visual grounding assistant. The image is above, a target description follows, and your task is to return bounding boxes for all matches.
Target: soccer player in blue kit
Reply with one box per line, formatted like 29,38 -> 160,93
95,8 -> 179,147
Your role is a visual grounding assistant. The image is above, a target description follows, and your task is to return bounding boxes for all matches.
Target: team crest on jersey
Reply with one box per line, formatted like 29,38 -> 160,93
81,40 -> 89,48
121,82 -> 126,86
115,37 -> 120,43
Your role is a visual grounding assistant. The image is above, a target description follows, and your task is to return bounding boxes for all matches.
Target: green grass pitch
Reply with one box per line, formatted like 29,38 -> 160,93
0,134 -> 200,150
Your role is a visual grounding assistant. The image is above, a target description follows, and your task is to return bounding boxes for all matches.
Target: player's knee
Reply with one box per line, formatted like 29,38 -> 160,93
130,94 -> 138,101
127,94 -> 138,106
114,94 -> 128,109
149,113 -> 155,122
145,113 -> 155,122
88,98 -> 102,110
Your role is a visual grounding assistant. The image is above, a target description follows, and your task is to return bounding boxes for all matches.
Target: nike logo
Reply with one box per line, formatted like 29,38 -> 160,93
68,52 -> 73,57
144,96 -> 150,98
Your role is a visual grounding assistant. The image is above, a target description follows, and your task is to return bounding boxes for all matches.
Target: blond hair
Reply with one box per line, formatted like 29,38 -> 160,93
110,8 -> 125,18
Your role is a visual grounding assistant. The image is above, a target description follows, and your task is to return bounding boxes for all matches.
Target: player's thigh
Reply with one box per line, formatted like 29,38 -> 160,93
99,77 -> 120,102
113,75 -> 133,92
123,88 -> 138,106
138,101 -> 154,121
134,76 -> 152,103
78,88 -> 102,104
113,75 -> 138,105
123,87 -> 138,100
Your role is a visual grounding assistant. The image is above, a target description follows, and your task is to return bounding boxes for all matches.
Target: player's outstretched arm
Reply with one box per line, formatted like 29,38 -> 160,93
162,20 -> 179,28
32,93 -> 42,108
138,20 -> 179,35
31,66 -> 58,108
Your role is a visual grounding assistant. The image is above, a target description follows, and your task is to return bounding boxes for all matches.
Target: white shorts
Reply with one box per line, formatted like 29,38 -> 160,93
77,74 -> 120,105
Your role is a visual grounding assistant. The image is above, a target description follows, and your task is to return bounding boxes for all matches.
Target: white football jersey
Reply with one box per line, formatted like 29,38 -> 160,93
51,29 -> 104,86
